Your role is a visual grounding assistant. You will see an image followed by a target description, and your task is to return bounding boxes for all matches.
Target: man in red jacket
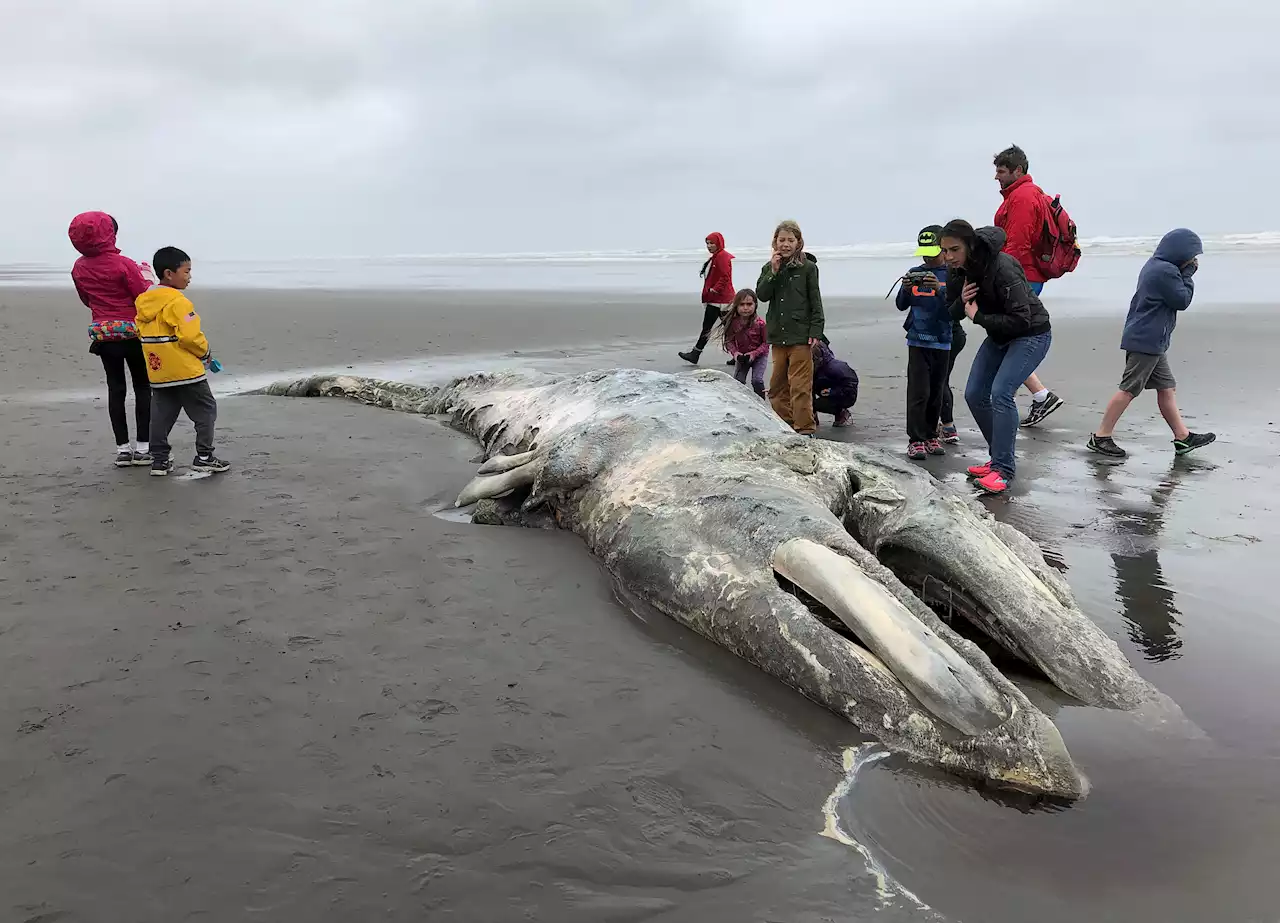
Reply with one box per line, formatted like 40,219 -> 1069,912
993,145 -> 1064,427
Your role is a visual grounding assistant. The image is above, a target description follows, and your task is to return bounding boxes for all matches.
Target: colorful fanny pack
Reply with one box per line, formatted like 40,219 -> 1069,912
88,320 -> 138,342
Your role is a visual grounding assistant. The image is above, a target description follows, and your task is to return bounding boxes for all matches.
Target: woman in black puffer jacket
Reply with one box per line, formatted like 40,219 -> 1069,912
940,219 -> 1052,494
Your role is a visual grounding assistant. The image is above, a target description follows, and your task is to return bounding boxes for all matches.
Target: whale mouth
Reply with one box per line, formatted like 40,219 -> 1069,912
771,538 -> 1009,738
873,543 -> 1053,685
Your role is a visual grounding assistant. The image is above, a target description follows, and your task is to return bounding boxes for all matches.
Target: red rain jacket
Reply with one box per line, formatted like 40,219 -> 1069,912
701,232 -> 735,305
69,211 -> 151,325
994,175 -> 1048,284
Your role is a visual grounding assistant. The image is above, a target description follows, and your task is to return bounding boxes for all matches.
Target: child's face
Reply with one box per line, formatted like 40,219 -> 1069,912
163,261 -> 193,290
706,238 -> 718,254
736,298 -> 756,316
775,231 -> 799,257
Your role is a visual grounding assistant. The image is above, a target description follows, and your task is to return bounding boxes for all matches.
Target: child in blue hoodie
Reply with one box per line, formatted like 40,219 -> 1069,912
896,225 -> 952,459
1087,228 -> 1215,458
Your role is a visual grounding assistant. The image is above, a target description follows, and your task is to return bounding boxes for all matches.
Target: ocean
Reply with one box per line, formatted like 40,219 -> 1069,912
5,231 -> 1277,305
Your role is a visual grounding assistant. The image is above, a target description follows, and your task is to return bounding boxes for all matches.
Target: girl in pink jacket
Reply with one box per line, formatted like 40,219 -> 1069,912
69,211 -> 155,467
720,288 -> 769,398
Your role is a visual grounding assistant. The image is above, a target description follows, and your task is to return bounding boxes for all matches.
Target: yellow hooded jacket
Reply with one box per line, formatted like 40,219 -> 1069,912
134,286 -> 211,387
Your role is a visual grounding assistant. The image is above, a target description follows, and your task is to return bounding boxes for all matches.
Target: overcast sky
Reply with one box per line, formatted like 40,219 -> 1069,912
1,0 -> 1274,262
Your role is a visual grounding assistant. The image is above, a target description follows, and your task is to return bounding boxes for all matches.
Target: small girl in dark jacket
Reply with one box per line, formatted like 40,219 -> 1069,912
719,289 -> 769,398
811,341 -> 858,427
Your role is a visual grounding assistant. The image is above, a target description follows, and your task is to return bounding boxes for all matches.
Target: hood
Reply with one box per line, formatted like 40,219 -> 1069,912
135,284 -> 184,322
971,226 -> 1007,269
812,341 -> 834,367
806,251 -> 817,264
1152,228 -> 1203,266
68,211 -> 119,258
706,231 -> 733,260
975,225 -> 1007,253
999,174 -> 1036,199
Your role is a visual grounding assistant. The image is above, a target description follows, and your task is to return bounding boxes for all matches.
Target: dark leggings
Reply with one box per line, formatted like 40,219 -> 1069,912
940,328 -> 967,425
98,338 -> 151,445
692,303 -> 725,353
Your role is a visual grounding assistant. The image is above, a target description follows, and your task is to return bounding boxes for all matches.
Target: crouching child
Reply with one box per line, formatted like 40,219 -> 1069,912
811,341 -> 858,427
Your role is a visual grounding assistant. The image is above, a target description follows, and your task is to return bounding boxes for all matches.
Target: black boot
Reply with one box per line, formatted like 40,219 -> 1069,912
679,349 -> 702,365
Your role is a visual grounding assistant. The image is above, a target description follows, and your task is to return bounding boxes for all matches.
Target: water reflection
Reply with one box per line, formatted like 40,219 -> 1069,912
1092,466 -> 1184,662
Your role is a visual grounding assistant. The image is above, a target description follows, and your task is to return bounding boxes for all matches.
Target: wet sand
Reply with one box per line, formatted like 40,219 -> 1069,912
2,286 -> 1279,922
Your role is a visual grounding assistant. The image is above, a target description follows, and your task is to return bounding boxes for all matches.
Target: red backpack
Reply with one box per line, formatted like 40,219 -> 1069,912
1034,194 -> 1081,279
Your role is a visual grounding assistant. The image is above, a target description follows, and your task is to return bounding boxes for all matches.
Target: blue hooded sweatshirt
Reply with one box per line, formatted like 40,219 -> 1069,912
895,264 -> 952,349
1120,228 -> 1203,355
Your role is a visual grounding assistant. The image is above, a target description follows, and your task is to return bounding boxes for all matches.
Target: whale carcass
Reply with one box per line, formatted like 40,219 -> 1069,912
258,367 -> 1160,799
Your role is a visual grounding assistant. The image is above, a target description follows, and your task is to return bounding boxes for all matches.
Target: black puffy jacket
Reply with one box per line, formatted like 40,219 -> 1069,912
947,226 -> 1051,345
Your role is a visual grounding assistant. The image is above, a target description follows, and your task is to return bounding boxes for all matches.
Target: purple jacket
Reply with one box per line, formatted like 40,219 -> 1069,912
723,314 -> 768,360
812,342 -> 859,406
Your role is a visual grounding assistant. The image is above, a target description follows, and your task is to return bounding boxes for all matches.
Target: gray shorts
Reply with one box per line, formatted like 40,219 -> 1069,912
1119,351 -> 1176,396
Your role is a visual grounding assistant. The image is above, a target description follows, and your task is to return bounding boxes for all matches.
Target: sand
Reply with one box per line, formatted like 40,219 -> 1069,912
2,285 -> 1280,922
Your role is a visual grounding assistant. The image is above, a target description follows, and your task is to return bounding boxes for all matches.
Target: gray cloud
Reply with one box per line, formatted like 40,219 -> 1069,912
1,0 -> 1274,262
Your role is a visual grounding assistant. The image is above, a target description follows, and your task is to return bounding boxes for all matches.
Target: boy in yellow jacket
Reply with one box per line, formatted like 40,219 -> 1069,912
135,247 -> 229,476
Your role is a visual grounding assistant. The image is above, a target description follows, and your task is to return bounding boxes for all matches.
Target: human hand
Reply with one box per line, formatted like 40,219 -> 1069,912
962,281 -> 979,303
964,301 -> 978,320
808,337 -> 819,347
770,251 -> 782,272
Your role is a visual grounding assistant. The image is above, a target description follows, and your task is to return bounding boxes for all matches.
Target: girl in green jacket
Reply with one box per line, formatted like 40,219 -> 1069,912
756,220 -> 825,436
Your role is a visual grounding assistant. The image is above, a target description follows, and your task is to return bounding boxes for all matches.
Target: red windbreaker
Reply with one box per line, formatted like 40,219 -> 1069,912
993,175 -> 1047,283
701,232 -> 735,305
69,211 -> 151,324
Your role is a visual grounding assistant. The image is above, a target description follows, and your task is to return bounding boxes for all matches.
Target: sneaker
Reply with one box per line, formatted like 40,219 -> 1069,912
192,455 -> 231,473
114,450 -> 134,468
975,470 -> 1009,494
678,350 -> 701,365
131,451 -> 154,466
926,438 -> 945,456
151,458 -> 173,477
907,442 -> 927,460
1087,434 -> 1126,458
1021,392 -> 1064,427
967,461 -> 993,479
939,424 -> 960,445
833,408 -> 851,427
1173,432 -> 1216,456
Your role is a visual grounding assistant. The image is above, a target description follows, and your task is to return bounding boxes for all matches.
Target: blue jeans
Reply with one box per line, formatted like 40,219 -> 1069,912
1029,282 -> 1045,296
965,332 -> 1052,480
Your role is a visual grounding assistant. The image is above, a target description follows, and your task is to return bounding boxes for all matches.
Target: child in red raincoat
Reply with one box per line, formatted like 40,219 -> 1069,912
69,211 -> 155,468
679,231 -> 735,364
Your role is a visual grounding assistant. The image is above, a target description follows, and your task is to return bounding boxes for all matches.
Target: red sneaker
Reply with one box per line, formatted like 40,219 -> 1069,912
926,438 -> 945,456
975,470 -> 1008,494
966,461 -> 993,478
907,442 -> 928,460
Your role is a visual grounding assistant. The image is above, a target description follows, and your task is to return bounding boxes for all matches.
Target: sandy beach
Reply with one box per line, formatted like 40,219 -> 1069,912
3,286 -> 1280,922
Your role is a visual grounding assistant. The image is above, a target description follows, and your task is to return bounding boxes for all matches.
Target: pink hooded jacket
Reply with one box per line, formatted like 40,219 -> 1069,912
69,211 -> 151,325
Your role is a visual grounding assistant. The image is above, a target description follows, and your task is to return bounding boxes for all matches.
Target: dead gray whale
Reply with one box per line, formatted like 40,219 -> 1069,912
258,367 -> 1161,799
